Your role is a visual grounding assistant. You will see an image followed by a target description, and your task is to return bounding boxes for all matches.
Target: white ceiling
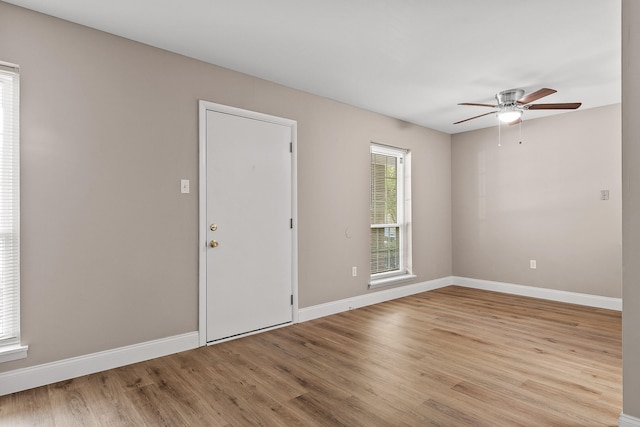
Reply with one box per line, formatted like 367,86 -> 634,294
5,0 -> 621,134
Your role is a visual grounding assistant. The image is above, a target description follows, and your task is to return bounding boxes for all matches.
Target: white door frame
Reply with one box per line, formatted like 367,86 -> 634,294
198,100 -> 299,347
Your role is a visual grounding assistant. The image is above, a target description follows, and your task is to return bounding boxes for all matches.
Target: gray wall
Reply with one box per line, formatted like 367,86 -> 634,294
0,2 -> 452,371
452,105 -> 622,298
622,0 -> 640,419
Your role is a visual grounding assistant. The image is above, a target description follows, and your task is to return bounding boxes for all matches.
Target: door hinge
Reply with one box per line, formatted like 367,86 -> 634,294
291,294 -> 294,305
289,142 -> 293,153
290,218 -> 293,229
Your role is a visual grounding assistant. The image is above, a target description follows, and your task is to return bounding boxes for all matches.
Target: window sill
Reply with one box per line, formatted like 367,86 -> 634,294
0,344 -> 28,363
369,273 -> 417,289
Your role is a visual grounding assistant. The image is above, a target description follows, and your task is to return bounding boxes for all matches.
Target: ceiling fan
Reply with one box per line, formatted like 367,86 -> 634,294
454,88 -> 582,125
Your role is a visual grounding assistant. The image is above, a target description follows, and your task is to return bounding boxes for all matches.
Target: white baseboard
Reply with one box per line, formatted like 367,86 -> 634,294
299,275 -> 621,323
298,276 -> 452,322
0,331 -> 199,397
453,276 -> 622,311
620,413 -> 640,427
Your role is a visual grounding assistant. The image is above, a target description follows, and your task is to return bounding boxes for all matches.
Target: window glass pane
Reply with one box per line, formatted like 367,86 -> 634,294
370,226 -> 400,274
370,153 -> 397,225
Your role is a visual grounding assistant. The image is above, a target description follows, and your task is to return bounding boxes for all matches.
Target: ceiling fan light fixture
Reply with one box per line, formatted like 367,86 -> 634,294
497,108 -> 522,123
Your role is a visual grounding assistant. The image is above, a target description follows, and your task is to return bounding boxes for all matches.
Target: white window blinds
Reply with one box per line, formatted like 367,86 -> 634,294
0,63 -> 20,347
370,152 -> 400,274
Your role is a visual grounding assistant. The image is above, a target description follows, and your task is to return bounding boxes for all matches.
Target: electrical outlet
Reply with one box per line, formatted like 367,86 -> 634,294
601,190 -> 609,200
530,260 -> 537,269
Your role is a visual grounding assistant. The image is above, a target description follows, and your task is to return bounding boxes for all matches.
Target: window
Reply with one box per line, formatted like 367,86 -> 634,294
0,62 -> 25,362
370,143 -> 414,288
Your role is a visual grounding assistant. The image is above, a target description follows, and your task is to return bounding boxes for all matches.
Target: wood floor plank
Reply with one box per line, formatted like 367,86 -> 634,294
0,385 -> 55,427
46,379 -> 103,427
80,371 -> 149,426
0,286 -> 622,426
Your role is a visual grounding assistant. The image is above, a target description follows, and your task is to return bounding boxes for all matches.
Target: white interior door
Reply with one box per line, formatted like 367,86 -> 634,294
203,106 -> 294,343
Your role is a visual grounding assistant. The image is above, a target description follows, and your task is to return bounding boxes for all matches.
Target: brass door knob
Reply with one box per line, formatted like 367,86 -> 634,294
209,240 -> 219,248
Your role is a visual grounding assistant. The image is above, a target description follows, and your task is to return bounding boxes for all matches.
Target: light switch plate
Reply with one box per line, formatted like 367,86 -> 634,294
181,179 -> 190,194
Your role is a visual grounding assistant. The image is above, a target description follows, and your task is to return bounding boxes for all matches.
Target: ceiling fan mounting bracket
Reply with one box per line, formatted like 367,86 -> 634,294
496,88 -> 525,105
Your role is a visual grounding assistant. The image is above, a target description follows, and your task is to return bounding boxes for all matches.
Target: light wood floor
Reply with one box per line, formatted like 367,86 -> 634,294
0,286 -> 622,426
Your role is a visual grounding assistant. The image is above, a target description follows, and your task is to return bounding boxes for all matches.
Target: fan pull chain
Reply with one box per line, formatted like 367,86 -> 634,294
498,117 -> 501,147
519,120 -> 522,144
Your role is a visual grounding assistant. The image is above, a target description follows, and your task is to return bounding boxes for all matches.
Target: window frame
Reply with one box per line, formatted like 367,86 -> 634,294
369,143 -> 415,288
0,61 -> 26,363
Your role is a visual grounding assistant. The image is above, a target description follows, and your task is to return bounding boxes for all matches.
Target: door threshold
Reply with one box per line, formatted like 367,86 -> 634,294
206,321 -> 292,345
